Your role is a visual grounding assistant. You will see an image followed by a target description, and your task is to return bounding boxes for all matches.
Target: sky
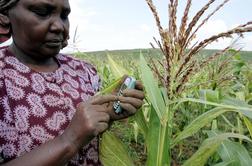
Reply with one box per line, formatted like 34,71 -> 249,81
1,0 -> 252,52
63,0 -> 252,53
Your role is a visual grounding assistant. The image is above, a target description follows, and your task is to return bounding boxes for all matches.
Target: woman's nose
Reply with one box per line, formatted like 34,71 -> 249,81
50,17 -> 65,33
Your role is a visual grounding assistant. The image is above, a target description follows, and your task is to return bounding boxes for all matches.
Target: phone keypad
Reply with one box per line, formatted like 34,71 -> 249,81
113,77 -> 136,114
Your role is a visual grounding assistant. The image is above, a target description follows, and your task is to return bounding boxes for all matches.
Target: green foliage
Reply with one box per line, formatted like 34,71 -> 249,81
107,53 -> 130,77
183,133 -> 252,166
207,130 -> 252,166
139,53 -> 167,123
74,48 -> 252,165
172,107 -> 228,147
99,131 -> 134,166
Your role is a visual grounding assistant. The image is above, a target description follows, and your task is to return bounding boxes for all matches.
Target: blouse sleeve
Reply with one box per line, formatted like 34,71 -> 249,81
80,60 -> 101,93
0,63 -> 18,163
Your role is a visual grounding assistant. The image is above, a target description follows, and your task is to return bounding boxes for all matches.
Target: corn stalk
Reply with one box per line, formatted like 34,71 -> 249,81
142,0 -> 252,165
99,1 -> 252,165
145,0 -> 252,97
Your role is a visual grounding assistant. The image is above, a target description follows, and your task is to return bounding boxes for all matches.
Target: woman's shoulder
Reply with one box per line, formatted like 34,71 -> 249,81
57,53 -> 98,74
0,46 -> 14,62
0,46 -> 8,58
58,53 -> 100,91
0,46 -> 8,69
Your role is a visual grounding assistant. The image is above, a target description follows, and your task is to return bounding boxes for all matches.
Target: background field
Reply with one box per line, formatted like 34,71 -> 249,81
74,48 -> 252,64
73,48 -> 252,165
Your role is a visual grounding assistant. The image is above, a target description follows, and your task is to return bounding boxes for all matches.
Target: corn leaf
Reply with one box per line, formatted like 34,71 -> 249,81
146,106 -> 170,166
172,108 -> 229,147
172,96 -> 252,146
97,77 -> 122,95
175,98 -> 252,113
199,89 -> 220,103
213,160 -> 238,166
98,75 -> 134,165
218,141 -> 252,166
208,130 -> 252,166
183,133 -> 252,166
243,116 -> 252,139
107,53 -> 129,78
221,98 -> 252,118
99,131 -> 134,166
139,53 -> 167,123
133,108 -> 148,139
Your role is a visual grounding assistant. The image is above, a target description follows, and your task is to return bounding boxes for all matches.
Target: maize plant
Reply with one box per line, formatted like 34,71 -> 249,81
99,0 -> 252,166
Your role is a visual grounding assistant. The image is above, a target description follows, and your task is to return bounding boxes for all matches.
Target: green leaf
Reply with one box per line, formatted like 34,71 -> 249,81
213,160 -> 238,166
139,53 -> 167,123
237,116 -> 244,143
107,53 -> 129,78
221,98 -> 252,118
199,89 -> 220,103
221,141 -> 252,166
172,108 -> 228,146
243,116 -> 252,139
248,82 -> 252,93
183,133 -> 252,166
146,106 -> 170,166
133,108 -> 148,139
97,77 -> 122,95
99,131 -> 134,166
161,87 -> 169,104
173,97 -> 252,120
175,98 -> 252,112
103,65 -> 111,79
208,130 -> 252,166
172,96 -> 252,146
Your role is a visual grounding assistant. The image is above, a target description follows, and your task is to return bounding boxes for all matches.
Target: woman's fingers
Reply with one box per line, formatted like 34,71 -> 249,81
98,112 -> 110,122
80,79 -> 145,122
94,122 -> 109,136
135,80 -> 144,90
118,96 -> 144,109
122,89 -> 145,100
119,102 -> 137,115
90,94 -> 118,105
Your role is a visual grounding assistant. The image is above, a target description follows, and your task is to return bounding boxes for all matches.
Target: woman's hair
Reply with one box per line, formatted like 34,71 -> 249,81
0,0 -> 68,47
0,0 -> 19,43
0,0 -> 19,13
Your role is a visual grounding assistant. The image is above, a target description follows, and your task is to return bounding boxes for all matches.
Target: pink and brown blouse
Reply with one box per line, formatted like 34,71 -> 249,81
0,46 -> 102,165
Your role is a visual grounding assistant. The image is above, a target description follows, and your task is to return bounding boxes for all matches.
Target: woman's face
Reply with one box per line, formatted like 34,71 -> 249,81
8,0 -> 70,58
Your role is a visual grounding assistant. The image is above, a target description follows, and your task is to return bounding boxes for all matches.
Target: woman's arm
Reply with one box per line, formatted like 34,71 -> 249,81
3,133 -> 76,166
2,78 -> 145,166
2,95 -> 118,166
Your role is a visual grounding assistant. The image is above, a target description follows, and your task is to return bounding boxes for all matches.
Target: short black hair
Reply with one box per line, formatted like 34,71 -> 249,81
0,0 -> 19,13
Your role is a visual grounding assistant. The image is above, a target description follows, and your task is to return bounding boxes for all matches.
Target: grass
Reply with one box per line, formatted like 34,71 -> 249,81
74,48 -> 252,63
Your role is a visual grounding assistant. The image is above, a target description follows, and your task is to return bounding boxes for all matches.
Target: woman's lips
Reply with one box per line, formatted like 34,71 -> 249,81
45,40 -> 62,48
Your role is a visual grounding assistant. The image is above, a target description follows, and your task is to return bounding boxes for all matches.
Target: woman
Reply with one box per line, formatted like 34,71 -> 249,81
0,0 -> 145,165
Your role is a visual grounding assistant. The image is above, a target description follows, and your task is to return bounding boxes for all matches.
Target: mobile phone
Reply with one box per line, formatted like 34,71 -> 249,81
113,76 -> 136,114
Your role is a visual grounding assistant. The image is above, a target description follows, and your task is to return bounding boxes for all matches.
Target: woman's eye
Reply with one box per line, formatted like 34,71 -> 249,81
31,8 -> 50,17
35,11 -> 49,17
61,11 -> 70,20
61,14 -> 68,20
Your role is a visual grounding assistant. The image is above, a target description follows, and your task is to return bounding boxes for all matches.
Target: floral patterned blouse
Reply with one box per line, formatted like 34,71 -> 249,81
0,46 -> 102,165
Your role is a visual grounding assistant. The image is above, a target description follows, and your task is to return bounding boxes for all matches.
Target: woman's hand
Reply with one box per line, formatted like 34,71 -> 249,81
61,77 -> 145,151
109,79 -> 145,121
4,94 -> 120,166
62,94 -> 118,151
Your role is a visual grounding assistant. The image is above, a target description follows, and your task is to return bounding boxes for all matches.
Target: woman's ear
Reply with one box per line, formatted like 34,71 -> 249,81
0,13 -> 11,43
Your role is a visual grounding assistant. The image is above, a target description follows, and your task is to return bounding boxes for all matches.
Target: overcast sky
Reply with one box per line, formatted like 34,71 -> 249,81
61,0 -> 252,53
1,0 -> 251,52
